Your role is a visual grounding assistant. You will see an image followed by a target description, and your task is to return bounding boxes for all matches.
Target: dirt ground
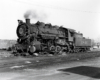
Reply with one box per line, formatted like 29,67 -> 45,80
0,50 -> 100,80
0,50 -> 100,70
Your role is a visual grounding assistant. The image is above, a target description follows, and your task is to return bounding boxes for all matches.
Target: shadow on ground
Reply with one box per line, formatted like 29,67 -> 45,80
58,66 -> 100,79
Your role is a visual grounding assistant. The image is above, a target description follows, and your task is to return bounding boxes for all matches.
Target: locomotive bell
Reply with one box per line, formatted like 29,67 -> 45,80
26,19 -> 30,24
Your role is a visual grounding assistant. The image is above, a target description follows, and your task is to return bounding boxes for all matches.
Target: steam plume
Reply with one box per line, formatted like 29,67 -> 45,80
24,10 -> 47,21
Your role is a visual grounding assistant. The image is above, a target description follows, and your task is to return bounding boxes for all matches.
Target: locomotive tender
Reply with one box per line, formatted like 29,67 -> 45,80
13,19 -> 91,55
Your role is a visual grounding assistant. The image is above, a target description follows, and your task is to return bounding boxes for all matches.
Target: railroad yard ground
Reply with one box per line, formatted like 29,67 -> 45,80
0,48 -> 100,80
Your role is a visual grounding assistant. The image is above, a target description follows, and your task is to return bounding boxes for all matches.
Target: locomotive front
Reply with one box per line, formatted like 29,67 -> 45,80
15,19 -> 39,54
17,19 -> 30,40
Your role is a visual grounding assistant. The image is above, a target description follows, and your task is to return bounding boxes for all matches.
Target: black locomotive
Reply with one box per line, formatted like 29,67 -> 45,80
13,19 -> 91,55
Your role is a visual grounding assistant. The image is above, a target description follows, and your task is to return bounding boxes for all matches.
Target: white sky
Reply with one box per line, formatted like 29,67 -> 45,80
0,0 -> 100,40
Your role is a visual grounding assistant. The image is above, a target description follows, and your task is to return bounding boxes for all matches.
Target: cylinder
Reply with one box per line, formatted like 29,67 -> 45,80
29,45 -> 36,53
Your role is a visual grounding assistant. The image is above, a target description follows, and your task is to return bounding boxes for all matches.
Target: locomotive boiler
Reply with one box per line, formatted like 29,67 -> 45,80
13,19 -> 91,55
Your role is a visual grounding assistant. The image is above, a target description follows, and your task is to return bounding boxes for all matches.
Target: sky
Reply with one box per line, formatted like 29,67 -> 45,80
0,0 -> 100,41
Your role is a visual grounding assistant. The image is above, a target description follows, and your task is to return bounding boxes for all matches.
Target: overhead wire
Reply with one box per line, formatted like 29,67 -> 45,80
11,0 -> 100,13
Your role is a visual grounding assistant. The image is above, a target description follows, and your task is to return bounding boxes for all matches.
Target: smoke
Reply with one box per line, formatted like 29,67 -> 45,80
24,10 -> 47,21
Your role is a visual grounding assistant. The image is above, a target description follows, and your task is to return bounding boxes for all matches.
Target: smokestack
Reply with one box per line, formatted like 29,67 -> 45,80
26,19 -> 30,24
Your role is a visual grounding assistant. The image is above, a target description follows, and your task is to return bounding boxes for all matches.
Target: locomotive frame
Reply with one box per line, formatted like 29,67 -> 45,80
12,19 -> 91,55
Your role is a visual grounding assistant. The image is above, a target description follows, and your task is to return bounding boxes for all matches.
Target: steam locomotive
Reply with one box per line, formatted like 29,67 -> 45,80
12,19 -> 91,55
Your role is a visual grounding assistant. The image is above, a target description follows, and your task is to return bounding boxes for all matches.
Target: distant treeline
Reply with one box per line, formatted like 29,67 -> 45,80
0,40 -> 16,49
